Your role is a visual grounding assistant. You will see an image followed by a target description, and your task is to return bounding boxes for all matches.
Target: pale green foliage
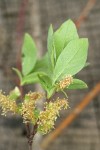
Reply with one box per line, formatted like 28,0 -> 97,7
67,79 -> 88,89
47,25 -> 55,70
54,19 -> 79,59
53,38 -> 88,83
13,68 -> 22,82
0,19 -> 89,136
22,33 -> 37,75
13,19 -> 89,98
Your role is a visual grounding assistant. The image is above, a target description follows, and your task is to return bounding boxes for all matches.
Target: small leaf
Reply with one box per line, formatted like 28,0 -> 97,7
21,72 -> 39,85
21,72 -> 47,85
38,75 -> 55,98
9,87 -> 21,100
47,88 -> 55,99
47,25 -> 53,54
33,53 -> 52,76
47,25 -> 56,70
34,109 -> 40,119
53,38 -> 88,83
54,19 -> 79,59
13,68 -> 22,82
67,79 -> 88,89
21,54 -> 50,86
38,75 -> 52,91
22,33 -> 37,76
17,103 -> 22,114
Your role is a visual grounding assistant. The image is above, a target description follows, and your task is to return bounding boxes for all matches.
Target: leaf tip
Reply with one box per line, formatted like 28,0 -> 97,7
84,83 -> 88,88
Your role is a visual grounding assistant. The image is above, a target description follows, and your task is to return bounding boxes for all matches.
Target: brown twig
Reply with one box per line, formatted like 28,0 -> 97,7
25,122 -> 38,150
26,123 -> 31,138
15,1 -> 32,149
41,82 -> 100,149
25,123 -> 32,150
75,0 -> 96,28
15,0 -> 29,98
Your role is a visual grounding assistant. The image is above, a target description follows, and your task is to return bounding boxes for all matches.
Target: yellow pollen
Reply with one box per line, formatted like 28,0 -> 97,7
59,75 -> 73,89
37,98 -> 68,134
0,91 -> 18,115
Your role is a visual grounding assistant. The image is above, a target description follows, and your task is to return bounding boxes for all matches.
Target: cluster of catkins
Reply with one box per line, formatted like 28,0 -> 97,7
0,75 -> 72,134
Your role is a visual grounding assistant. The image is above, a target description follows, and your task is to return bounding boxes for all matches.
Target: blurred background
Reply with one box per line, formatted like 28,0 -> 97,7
0,0 -> 100,150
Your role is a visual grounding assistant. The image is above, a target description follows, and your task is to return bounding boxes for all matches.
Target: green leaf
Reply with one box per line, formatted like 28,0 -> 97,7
54,19 -> 79,59
17,103 -> 22,114
34,109 -> 40,119
38,75 -> 52,91
38,75 -> 55,98
21,72 -> 39,85
67,79 -> 88,89
47,88 -> 55,99
33,53 -> 53,79
9,87 -> 21,100
22,33 -> 37,76
53,38 -> 88,83
47,25 -> 53,54
47,25 -> 56,70
21,71 -> 47,85
12,68 -> 22,82
21,53 -> 52,86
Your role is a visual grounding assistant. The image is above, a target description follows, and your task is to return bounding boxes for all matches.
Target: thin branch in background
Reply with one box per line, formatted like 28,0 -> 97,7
41,82 -> 100,149
15,0 -> 29,98
16,0 -> 29,71
75,0 -> 100,142
75,0 -> 96,28
15,1 -> 35,150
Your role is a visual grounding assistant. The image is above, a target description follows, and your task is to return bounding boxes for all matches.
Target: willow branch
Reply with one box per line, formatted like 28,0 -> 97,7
75,0 -> 96,28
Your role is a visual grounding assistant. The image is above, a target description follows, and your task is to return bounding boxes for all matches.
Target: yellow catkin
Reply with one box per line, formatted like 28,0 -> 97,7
37,98 -> 68,134
25,91 -> 44,101
59,75 -> 73,89
21,100 -> 36,124
0,91 -> 17,116
21,92 -> 44,124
